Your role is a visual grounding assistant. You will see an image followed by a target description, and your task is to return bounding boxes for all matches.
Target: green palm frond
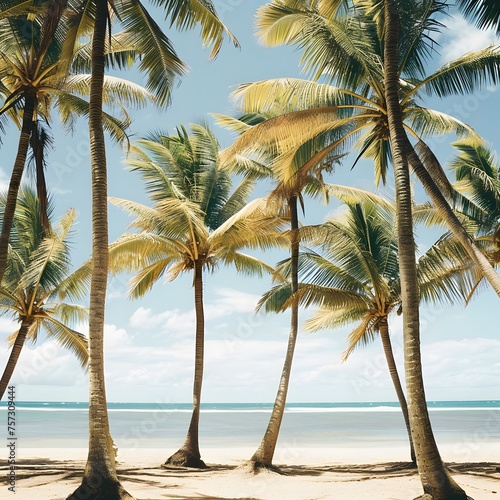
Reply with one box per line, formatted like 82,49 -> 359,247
415,45 -> 500,98
108,233 -> 184,275
231,78 -> 364,114
128,258 -> 172,298
342,314 -> 377,360
256,2 -> 375,87
45,303 -> 89,327
219,251 -> 276,278
110,197 -> 208,247
404,106 -> 480,140
457,0 -> 500,33
54,91 -> 131,144
416,237 -> 477,305
42,317 -> 88,368
303,304 -> 368,333
118,0 -> 187,106
63,74 -> 156,108
157,0 -> 239,58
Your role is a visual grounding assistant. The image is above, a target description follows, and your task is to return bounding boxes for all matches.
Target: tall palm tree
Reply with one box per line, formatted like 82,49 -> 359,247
383,0 -> 467,497
65,1 -> 238,497
260,200 -> 475,465
223,0 -> 500,297
107,123 -> 288,469
0,186 -> 89,399
218,111 -> 349,469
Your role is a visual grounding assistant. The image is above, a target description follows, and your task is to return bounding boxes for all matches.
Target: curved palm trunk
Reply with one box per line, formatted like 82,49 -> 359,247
164,259 -> 207,468
406,141 -> 500,297
250,195 -> 300,470
384,1 -> 467,498
0,319 -> 34,400
0,94 -> 35,284
378,317 -> 415,464
66,1 -> 133,498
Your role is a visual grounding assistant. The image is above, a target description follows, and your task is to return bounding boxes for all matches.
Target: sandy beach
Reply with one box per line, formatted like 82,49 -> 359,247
3,446 -> 499,499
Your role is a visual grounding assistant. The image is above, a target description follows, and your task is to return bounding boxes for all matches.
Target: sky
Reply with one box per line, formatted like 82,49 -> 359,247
0,2 -> 499,403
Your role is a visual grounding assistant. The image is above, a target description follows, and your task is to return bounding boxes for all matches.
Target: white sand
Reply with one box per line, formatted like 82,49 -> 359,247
3,446 -> 499,499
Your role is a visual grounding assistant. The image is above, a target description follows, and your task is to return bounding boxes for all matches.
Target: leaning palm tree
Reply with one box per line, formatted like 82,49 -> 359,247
108,123 -> 288,469
65,1 -> 238,497
383,0 -> 468,497
218,111 -> 356,469
260,200 -> 476,465
0,186 -> 89,399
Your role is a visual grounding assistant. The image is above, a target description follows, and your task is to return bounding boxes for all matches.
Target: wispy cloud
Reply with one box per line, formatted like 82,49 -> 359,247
439,15 -> 498,62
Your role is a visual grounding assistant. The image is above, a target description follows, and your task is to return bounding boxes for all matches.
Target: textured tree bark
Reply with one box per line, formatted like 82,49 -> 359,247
383,1 -> 468,498
379,317 -> 416,464
0,94 -> 35,284
0,319 -> 34,400
164,258 -> 207,468
249,195 -> 300,470
31,122 -> 51,236
66,0 -> 134,498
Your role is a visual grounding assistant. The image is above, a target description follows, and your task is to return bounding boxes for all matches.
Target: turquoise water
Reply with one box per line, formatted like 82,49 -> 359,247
0,401 -> 499,449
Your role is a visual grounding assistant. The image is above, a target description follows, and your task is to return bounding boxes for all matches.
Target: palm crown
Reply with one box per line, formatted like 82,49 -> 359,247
222,0 -> 500,185
0,185 -> 88,398
109,123 -> 288,294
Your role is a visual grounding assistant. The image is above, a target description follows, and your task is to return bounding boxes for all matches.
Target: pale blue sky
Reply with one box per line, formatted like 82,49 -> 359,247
0,2 -> 499,403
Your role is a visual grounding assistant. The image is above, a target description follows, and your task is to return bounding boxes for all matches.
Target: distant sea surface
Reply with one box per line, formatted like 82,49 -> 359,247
0,401 -> 498,450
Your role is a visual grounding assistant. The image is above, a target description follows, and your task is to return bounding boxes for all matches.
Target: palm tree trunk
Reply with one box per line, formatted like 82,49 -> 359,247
383,1 -> 467,498
250,195 -> 300,470
0,319 -> 34,400
0,94 -> 35,284
66,1 -> 133,498
31,122 -> 51,236
164,258 -> 207,469
406,139 -> 500,297
378,316 -> 415,464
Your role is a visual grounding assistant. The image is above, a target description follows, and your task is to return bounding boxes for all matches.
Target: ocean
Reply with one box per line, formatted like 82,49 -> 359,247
1,401 -> 499,454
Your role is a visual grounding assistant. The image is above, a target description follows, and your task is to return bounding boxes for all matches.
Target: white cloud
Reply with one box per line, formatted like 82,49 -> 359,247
129,306 -> 195,335
204,288 -> 260,320
439,16 -> 499,62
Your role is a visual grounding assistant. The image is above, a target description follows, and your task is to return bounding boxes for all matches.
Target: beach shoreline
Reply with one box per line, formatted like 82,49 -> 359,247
2,447 -> 499,499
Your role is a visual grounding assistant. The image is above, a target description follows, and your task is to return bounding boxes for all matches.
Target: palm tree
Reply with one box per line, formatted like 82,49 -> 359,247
218,110 -> 354,469
0,186 -> 89,399
383,0 -> 467,497
65,1 -> 238,497
223,0 -> 500,297
0,4 -> 154,280
260,200 -> 475,465
107,123 -> 288,469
